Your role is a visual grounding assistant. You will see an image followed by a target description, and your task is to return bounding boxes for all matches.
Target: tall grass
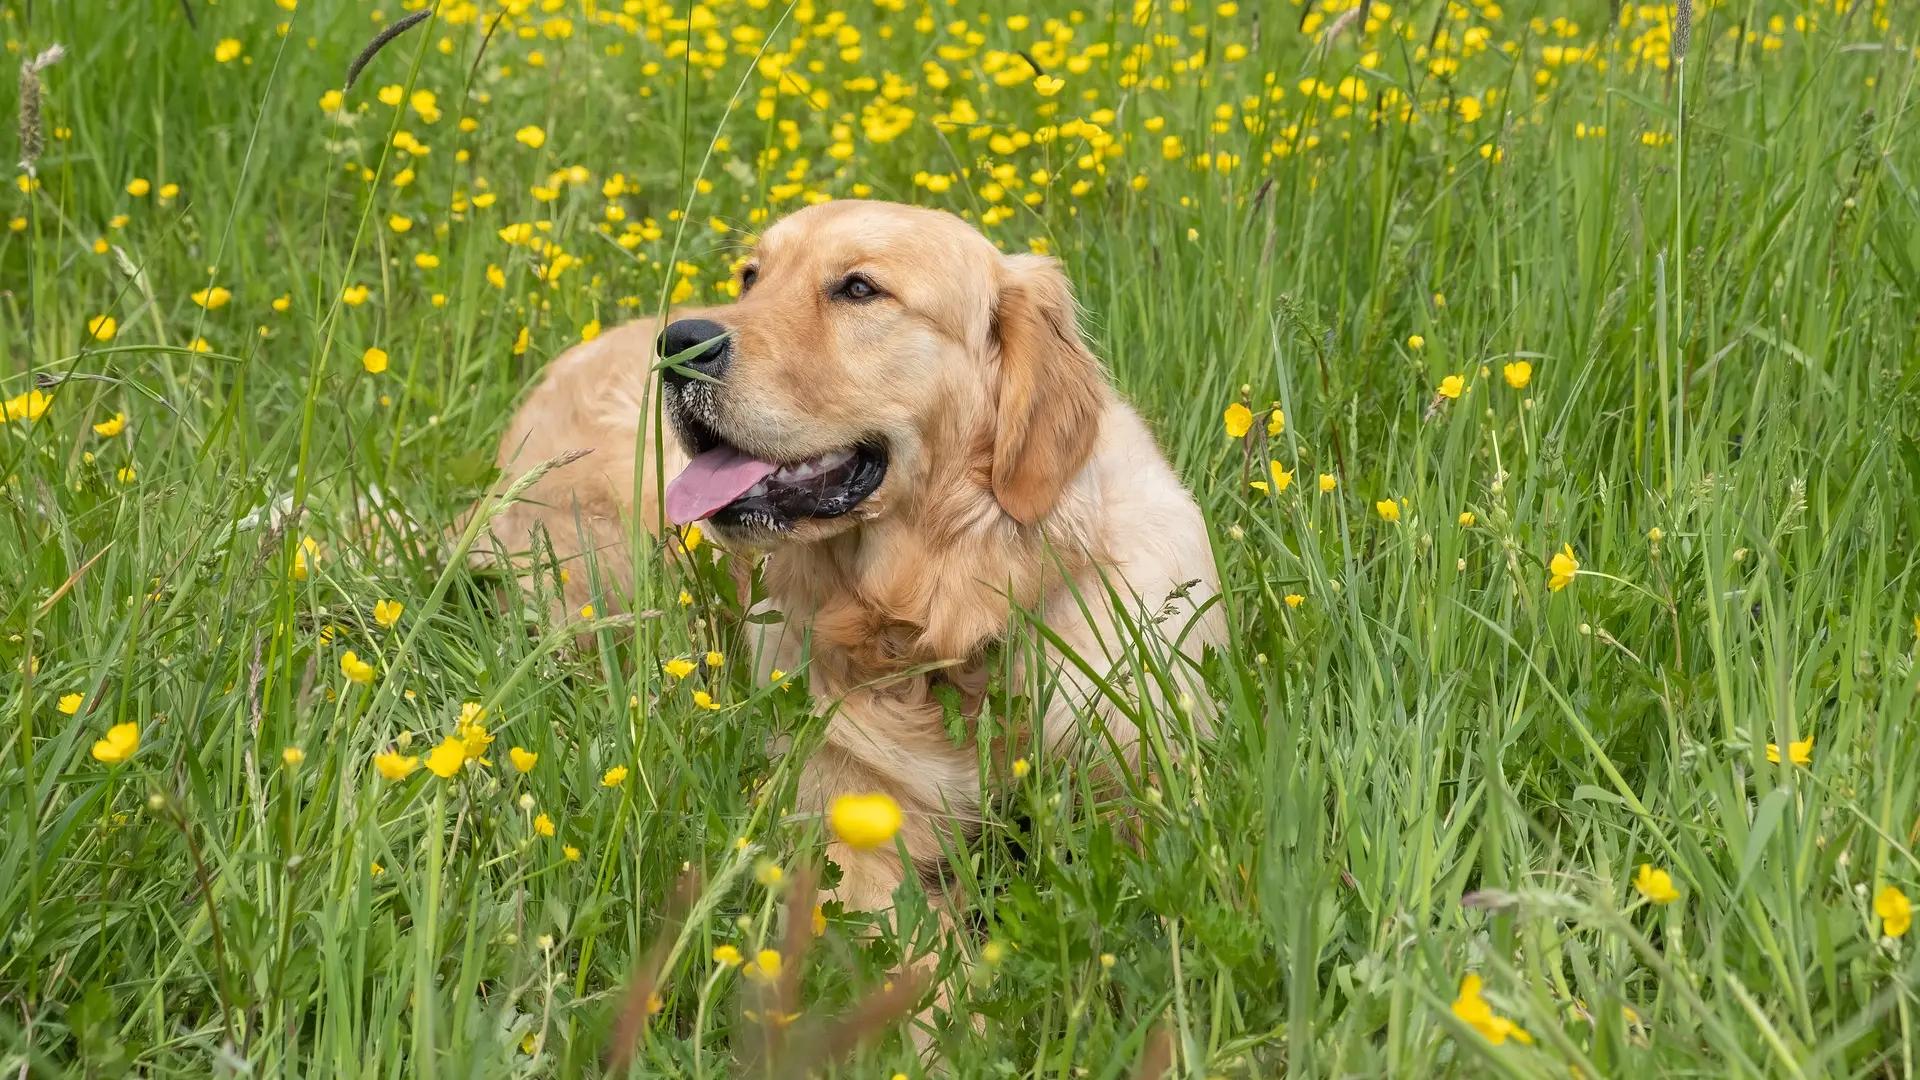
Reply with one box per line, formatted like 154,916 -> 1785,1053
2,0 -> 1918,1075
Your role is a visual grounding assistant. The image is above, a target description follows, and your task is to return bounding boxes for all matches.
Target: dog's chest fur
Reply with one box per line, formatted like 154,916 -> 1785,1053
766,490 -> 1090,691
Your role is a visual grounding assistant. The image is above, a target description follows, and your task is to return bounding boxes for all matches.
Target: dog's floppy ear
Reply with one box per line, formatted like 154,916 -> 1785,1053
991,254 -> 1107,526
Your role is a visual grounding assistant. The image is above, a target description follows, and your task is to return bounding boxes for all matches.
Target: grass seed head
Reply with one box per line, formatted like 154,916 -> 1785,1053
16,45 -> 66,175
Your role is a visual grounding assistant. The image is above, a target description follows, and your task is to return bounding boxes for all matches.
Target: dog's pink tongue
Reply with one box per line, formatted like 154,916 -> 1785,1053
666,446 -> 780,524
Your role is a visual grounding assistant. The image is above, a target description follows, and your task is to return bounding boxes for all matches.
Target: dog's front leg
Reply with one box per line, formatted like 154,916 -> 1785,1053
801,708 -> 980,1047
800,734 -> 955,923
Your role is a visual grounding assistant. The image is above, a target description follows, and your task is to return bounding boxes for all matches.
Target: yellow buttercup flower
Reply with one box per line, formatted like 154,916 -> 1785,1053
1458,512 -> 1475,526
425,736 -> 467,778
126,177 -> 151,197
1548,544 -> 1579,591
1284,594 -> 1304,608
282,746 -> 306,767
1503,361 -> 1532,388
1223,402 -> 1253,439
319,89 -> 343,112
1633,863 -> 1680,905
534,812 -> 555,836
515,125 -> 547,148
1407,334 -> 1426,349
91,722 -> 141,764
1033,74 -> 1065,96
292,535 -> 319,580
602,765 -> 628,787
374,751 -> 419,780
340,651 -> 374,684
341,284 -> 370,306
712,944 -> 743,967
692,690 -> 721,710
58,692 -> 85,714
1451,974 -> 1531,1045
458,723 -> 493,763
1437,374 -> 1464,399
580,319 -> 601,342
1318,473 -> 1337,492
829,792 -> 903,850
362,347 -> 388,374
1875,884 -> 1911,938
214,38 -> 242,62
563,845 -> 581,861
89,315 -> 117,341
1766,734 -> 1813,766
191,286 -> 231,309
663,657 -> 696,679
3,390 -> 53,423
373,599 -> 403,627
747,949 -> 782,981
1375,499 -> 1401,523
510,746 -> 538,772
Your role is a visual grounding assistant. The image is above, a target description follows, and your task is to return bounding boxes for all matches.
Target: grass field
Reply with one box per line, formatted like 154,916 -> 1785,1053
5,0 -> 1920,1074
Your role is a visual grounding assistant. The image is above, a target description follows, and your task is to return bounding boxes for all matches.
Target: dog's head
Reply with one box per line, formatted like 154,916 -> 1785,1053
659,200 -> 1107,546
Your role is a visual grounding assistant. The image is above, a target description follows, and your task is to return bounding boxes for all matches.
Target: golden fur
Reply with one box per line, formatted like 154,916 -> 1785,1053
481,200 -> 1224,921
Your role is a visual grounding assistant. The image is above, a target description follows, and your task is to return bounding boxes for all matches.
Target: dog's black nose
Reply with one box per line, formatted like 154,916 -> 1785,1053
657,318 -> 730,386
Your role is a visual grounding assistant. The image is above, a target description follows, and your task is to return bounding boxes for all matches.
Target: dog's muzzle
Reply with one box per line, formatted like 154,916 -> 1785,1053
657,318 -> 731,387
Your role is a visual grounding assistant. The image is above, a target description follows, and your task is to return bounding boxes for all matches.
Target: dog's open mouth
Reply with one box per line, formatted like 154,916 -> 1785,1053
665,436 -> 887,529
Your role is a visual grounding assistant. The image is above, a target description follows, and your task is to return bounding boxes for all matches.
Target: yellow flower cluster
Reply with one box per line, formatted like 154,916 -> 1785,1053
40,0 -> 1848,386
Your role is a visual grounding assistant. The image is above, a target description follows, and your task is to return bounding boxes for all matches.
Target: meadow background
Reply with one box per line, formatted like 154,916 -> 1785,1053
4,0 -> 1920,1074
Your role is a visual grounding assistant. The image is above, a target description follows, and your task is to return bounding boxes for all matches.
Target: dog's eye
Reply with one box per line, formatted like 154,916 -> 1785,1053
834,274 -> 881,302
739,266 -> 758,292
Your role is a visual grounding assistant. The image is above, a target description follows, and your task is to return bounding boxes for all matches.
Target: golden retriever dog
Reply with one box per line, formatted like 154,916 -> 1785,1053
483,199 -> 1224,952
